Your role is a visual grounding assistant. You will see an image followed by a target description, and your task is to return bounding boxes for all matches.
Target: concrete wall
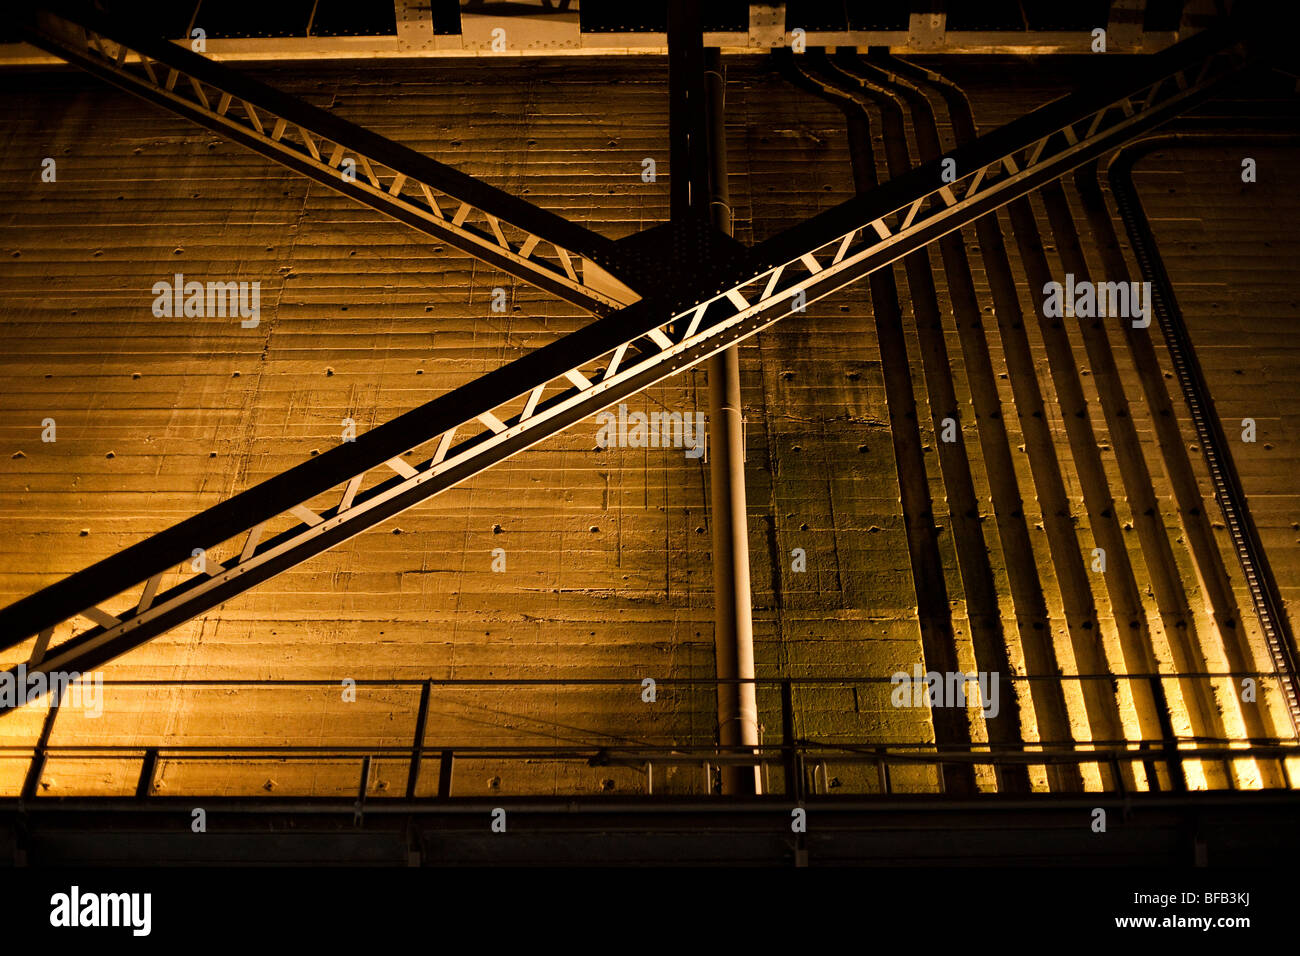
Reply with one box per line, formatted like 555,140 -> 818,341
0,55 -> 1294,799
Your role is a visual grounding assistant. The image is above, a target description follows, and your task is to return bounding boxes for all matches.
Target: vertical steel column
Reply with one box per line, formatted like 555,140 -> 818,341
669,0 -> 759,796
668,2 -> 709,219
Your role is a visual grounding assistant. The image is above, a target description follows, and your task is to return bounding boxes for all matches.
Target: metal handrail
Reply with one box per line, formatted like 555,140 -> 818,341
9,674 -> 1295,799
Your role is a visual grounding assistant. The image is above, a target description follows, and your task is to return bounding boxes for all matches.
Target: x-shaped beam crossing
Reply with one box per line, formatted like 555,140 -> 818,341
0,4 -> 1250,709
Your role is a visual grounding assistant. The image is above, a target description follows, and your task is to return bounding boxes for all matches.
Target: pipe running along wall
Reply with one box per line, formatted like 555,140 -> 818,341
775,48 -> 980,795
872,53 -> 1185,791
803,50 -> 1051,794
1104,131 -> 1300,783
705,46 -> 762,797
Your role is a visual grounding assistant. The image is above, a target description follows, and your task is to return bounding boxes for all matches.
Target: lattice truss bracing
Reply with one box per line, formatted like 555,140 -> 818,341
19,7 -> 638,314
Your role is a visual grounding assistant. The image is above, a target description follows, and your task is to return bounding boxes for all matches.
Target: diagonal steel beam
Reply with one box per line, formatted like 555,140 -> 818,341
20,2 -> 639,314
0,24 -> 1249,709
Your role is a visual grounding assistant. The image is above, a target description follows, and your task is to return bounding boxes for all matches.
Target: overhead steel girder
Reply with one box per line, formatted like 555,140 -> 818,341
19,3 -> 640,314
0,24 -> 1248,708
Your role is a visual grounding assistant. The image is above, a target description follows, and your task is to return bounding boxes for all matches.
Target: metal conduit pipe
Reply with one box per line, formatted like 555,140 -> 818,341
1103,131 -> 1300,758
899,56 -> 1235,791
892,56 -> 1199,794
1000,185 -> 1206,795
866,51 -> 1179,791
1077,153 -> 1289,788
891,58 -> 1204,793
1035,173 -> 1239,789
703,46 -> 761,797
666,0 -> 759,798
801,50 -> 1041,794
839,50 -> 1131,793
772,48 -> 977,796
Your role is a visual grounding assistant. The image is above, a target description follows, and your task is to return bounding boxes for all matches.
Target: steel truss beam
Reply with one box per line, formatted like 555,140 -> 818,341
19,4 -> 639,314
0,25 -> 1248,709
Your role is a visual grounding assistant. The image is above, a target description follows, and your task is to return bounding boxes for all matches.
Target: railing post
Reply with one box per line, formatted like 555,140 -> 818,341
354,755 -> 372,825
406,679 -> 432,798
781,680 -> 801,800
136,747 -> 158,799
437,749 -> 454,799
875,749 -> 891,794
22,685 -> 64,801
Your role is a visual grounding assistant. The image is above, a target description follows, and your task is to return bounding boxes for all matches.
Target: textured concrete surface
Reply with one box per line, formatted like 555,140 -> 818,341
0,55 -> 1295,799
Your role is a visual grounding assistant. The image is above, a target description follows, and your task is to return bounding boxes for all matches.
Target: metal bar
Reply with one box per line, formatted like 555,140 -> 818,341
0,25 -> 1245,703
288,504 -> 323,527
21,686 -> 64,801
520,384 -> 545,421
879,51 -> 1180,796
697,38 -> 760,798
781,680 -> 799,800
17,672 -> 1279,687
780,50 -> 982,801
19,5 -> 637,315
356,154 -> 380,188
385,457 -> 420,479
338,476 -> 363,513
29,627 -> 53,666
437,750 -> 454,799
1065,155 -> 1277,787
774,48 -> 976,797
136,748 -> 158,799
8,740 -> 1294,763
882,54 -> 1201,796
432,428 -> 456,464
821,49 -> 1039,796
603,343 -> 628,380
668,0 -> 709,220
562,368 -> 592,391
645,326 -> 674,350
0,30 -> 1204,68
240,99 -> 263,133
1040,175 -> 1235,791
683,303 -> 708,338
354,755 -> 372,823
406,680 -> 432,798
1105,135 -> 1300,735
136,572 -> 163,613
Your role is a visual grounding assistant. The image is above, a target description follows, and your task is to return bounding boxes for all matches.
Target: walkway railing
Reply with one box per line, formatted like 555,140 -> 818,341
4,675 -> 1295,799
